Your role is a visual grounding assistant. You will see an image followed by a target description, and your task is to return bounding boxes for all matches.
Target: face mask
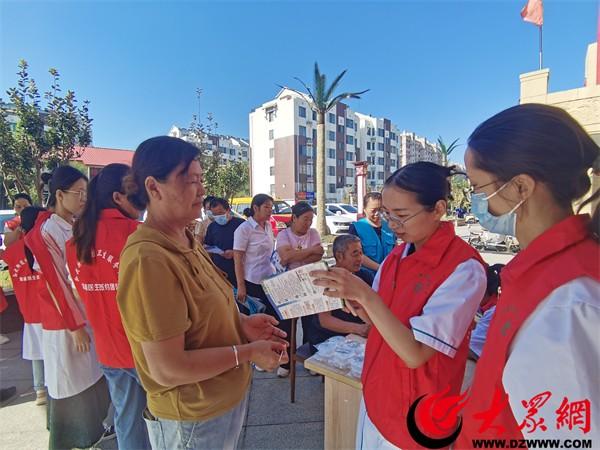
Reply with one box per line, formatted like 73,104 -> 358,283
471,181 -> 524,236
214,214 -> 228,226
206,210 -> 214,220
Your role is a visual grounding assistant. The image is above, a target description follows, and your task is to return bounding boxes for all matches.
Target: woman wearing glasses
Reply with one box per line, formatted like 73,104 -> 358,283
25,166 -> 110,450
312,162 -> 486,449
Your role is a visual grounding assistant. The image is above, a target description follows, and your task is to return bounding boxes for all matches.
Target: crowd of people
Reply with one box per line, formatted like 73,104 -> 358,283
0,103 -> 597,450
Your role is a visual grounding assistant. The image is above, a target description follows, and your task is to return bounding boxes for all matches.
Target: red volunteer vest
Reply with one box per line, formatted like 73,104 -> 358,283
24,211 -> 84,331
456,215 -> 600,449
1,239 -> 45,323
66,209 -> 139,368
362,221 -> 485,449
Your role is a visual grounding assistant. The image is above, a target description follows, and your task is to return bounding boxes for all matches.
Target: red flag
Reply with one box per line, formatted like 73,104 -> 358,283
521,0 -> 543,26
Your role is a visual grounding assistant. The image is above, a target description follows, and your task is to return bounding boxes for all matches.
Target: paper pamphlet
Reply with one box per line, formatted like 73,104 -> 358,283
260,261 -> 344,320
204,245 -> 224,256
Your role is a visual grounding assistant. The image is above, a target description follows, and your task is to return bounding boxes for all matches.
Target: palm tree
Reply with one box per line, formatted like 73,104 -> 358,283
282,63 -> 368,236
437,136 -> 460,167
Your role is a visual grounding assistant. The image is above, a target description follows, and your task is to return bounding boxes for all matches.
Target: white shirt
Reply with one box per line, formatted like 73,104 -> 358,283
470,305 -> 496,358
373,244 -> 487,358
503,277 -> 600,443
233,216 -> 275,284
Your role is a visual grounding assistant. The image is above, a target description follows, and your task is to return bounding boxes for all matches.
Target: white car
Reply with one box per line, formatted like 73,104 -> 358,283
326,203 -> 358,221
311,207 -> 353,235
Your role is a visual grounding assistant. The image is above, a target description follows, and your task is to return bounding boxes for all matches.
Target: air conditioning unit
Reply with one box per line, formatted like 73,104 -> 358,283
338,117 -> 345,126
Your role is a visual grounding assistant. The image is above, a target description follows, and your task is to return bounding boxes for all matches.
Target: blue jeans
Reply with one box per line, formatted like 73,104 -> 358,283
143,392 -> 249,450
32,359 -> 45,391
101,366 -> 151,450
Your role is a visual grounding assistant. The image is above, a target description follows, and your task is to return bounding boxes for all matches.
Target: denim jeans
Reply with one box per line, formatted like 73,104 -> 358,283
32,359 -> 45,391
143,392 -> 249,450
101,366 -> 151,450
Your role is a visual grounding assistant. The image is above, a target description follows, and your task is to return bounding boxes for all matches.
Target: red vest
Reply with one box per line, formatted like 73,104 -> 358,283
24,211 -> 84,331
456,215 -> 600,448
1,239 -> 45,323
362,221 -> 484,449
66,209 -> 139,368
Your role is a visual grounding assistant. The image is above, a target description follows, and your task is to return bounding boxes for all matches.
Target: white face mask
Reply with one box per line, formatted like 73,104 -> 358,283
471,181 -> 525,237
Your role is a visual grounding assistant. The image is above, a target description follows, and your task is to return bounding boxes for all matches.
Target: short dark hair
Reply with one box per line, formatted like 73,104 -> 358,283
203,196 -> 216,209
291,201 -> 313,218
125,136 -> 199,210
384,162 -> 457,210
333,234 -> 361,258
363,192 -> 382,208
14,193 -> 32,205
210,197 -> 230,210
247,194 -> 273,217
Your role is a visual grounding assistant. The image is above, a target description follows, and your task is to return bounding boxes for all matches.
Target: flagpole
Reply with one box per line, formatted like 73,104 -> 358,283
539,24 -> 543,70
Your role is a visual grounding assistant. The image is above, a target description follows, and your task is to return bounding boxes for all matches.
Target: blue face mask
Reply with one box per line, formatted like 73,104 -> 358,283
214,214 -> 229,226
471,181 -> 524,236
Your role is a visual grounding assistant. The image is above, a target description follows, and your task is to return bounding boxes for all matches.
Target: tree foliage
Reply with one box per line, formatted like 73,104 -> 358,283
0,60 -> 92,203
437,136 -> 460,167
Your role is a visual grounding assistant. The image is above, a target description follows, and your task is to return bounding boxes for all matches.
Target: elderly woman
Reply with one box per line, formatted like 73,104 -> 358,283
117,136 -> 287,450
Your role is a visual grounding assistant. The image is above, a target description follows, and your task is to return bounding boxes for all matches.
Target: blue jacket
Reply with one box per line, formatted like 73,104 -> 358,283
353,218 -> 396,269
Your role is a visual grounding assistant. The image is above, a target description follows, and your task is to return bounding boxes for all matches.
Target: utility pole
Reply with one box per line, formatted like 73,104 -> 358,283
196,88 -> 203,126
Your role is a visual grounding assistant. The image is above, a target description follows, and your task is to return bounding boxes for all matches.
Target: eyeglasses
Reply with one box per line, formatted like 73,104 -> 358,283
381,209 -> 426,227
62,190 -> 87,201
469,180 -> 499,195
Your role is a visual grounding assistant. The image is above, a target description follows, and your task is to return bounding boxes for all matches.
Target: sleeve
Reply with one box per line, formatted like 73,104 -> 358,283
469,305 -> 495,358
409,259 -> 486,358
117,255 -> 191,343
348,223 -> 358,236
309,229 -> 322,246
503,278 -> 600,443
233,223 -> 249,252
275,229 -> 290,250
204,223 -> 214,246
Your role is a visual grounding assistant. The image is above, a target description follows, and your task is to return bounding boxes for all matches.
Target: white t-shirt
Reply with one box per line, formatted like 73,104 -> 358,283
373,244 -> 487,358
503,277 -> 600,443
233,216 -> 275,284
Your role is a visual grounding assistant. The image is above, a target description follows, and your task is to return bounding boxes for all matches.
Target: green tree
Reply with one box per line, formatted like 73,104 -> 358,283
284,63 -> 368,236
449,175 -> 471,212
437,136 -> 460,167
1,60 -> 92,202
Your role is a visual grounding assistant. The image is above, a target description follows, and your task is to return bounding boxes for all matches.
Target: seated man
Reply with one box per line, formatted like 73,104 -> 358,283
307,234 -> 372,350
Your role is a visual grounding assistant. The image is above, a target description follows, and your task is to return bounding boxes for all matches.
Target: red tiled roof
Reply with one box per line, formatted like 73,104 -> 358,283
72,146 -> 134,167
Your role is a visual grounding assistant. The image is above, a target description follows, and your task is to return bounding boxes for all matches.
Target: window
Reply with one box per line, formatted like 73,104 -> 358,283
270,166 -> 275,176
346,168 -> 354,177
299,106 -> 306,118
329,113 -> 336,124
312,129 -> 317,141
229,148 -> 235,155
242,150 -> 248,157
268,129 -> 274,140
366,142 -> 371,150
328,166 -> 336,176
328,148 -> 335,159
378,143 -> 385,151
378,128 -> 385,137
328,183 -> 336,194
266,107 -> 277,122
346,152 -> 353,161
378,172 -> 385,180
346,118 -> 354,129
346,135 -> 354,145
328,131 -> 335,141
269,148 -> 274,159
270,184 -> 275,194
338,125 -> 345,134
299,145 -> 307,157
299,125 -> 307,137
312,110 -> 317,121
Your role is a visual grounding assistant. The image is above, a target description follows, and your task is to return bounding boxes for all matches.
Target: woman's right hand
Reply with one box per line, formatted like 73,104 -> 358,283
248,340 -> 288,371
236,285 -> 247,302
70,327 -> 91,353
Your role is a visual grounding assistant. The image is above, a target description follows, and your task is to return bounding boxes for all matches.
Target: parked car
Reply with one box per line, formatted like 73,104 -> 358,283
326,203 -> 358,221
231,196 -> 291,236
311,207 -> 352,235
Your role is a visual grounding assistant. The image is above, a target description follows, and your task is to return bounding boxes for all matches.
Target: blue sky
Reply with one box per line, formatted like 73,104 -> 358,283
1,0 -> 598,164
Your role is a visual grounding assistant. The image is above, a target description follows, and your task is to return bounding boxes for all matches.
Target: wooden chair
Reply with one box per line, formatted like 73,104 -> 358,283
289,317 -> 314,403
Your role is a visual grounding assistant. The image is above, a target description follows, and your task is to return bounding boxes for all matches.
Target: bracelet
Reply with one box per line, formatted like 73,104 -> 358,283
232,345 -> 240,369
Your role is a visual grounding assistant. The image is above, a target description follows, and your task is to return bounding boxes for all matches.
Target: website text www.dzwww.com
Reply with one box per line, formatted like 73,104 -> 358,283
471,439 -> 593,449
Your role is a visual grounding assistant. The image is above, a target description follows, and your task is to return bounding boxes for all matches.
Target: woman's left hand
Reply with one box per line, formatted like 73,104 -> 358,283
310,268 -> 372,306
241,313 -> 288,344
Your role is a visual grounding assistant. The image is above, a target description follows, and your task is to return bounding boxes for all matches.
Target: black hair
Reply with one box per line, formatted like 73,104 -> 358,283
384,162 -> 458,210
291,201 -> 313,218
210,197 -> 230,210
125,136 -> 200,210
20,206 -> 47,271
47,166 -> 88,208
72,164 -> 132,264
486,263 -> 505,296
203,196 -> 216,209
247,194 -> 273,217
468,103 -> 600,238
14,193 -> 33,205
242,208 -> 252,218
363,192 -> 382,208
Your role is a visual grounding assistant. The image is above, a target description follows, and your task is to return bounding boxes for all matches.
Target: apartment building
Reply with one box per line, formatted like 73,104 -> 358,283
249,88 -> 442,202
168,126 -> 249,162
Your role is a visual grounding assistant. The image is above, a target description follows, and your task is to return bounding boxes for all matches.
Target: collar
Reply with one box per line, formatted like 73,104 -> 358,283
502,214 -> 593,283
399,221 -> 456,268
51,213 -> 73,231
247,216 -> 268,231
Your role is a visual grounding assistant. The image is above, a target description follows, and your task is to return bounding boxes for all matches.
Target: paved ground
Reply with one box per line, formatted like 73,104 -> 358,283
0,224 -> 513,450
